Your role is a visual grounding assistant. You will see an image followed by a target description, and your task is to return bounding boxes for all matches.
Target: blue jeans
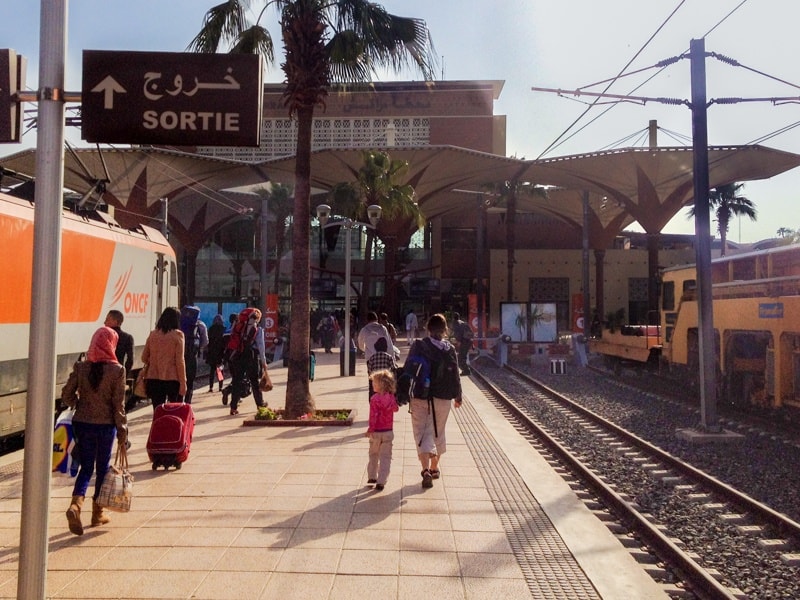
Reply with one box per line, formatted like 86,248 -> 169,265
71,421 -> 116,500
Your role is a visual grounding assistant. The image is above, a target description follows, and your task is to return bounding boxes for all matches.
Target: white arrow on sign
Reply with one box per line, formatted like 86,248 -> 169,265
91,75 -> 127,109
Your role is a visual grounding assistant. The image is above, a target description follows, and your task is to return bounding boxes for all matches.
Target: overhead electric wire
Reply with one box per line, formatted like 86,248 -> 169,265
536,0 -> 754,160
536,0 -> 688,160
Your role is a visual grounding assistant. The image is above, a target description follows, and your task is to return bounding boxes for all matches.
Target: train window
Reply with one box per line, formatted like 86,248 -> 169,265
662,281 -> 675,311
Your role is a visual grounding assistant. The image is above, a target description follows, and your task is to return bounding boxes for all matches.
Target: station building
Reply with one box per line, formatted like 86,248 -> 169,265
189,80 -> 698,340
5,79 -> 777,341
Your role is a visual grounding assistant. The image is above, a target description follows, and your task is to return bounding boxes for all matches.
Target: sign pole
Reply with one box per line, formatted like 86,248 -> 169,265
18,2 -> 67,598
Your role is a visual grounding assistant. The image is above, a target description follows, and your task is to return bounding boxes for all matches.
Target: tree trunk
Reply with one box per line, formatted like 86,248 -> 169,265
285,105 -> 315,418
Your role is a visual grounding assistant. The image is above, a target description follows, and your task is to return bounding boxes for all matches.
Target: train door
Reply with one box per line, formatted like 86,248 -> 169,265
778,332 -> 800,409
152,254 -> 180,327
722,330 -> 770,407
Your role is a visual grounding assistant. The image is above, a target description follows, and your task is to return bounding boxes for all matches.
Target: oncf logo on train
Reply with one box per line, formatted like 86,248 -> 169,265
109,267 -> 150,314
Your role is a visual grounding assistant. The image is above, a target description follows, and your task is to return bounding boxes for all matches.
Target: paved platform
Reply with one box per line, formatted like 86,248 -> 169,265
0,347 -> 667,599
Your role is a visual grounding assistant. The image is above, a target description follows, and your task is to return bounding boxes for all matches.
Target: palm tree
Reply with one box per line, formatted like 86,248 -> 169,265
325,150 -> 422,321
483,178 -> 547,300
189,1 -> 435,417
688,182 -> 756,256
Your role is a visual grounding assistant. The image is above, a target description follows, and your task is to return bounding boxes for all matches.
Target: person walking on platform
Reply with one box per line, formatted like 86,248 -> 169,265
104,309 -> 134,376
141,307 -> 187,409
206,314 -> 226,393
379,312 -> 398,343
452,312 -> 473,376
228,310 -> 269,415
357,311 -> 393,362
179,306 -> 208,404
365,369 -> 399,492
402,313 -> 463,489
61,326 -> 128,535
316,311 -> 337,353
366,337 -> 397,401
405,308 -> 418,345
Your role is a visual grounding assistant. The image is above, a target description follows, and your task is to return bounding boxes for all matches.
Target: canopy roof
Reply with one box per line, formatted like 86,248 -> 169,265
2,143 -> 799,250
520,145 -> 800,232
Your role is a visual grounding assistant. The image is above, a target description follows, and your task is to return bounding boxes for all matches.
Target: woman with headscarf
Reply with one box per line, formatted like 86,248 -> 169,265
141,306 -> 188,408
61,326 -> 128,536
206,314 -> 226,393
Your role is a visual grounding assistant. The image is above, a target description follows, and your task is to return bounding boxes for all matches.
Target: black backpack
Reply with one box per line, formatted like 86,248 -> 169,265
429,341 -> 460,399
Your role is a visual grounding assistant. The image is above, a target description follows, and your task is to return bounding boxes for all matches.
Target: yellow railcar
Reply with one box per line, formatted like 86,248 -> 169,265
660,244 -> 800,409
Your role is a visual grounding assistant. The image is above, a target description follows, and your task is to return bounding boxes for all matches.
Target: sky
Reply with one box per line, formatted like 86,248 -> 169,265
2,0 -> 800,243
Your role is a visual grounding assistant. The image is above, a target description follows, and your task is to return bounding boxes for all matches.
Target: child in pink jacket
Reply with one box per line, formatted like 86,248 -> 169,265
366,369 -> 399,491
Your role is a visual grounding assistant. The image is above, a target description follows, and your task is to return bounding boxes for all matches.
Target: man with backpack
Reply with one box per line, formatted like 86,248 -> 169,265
397,313 -> 463,489
225,308 -> 268,416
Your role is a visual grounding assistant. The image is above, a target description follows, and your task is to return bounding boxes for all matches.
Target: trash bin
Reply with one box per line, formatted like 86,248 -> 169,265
339,343 -> 356,377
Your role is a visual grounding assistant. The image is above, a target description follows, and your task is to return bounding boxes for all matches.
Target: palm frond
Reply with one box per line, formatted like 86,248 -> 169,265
186,0 -> 249,53
331,0 -> 436,80
231,25 -> 275,59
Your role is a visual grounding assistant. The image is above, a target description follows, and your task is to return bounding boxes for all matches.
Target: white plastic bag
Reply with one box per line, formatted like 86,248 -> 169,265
52,409 -> 79,477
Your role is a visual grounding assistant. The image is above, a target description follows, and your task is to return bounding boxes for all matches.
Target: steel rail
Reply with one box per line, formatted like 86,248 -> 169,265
472,366 -> 745,600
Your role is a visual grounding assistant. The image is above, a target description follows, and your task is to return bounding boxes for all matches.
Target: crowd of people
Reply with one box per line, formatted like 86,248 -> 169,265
59,304 -> 472,536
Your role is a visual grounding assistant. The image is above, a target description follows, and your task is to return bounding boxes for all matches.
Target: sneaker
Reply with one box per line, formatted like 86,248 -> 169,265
221,390 -> 229,406
375,484 -> 385,491
229,408 -> 239,415
421,469 -> 433,488
367,479 -> 377,485
430,469 -> 441,479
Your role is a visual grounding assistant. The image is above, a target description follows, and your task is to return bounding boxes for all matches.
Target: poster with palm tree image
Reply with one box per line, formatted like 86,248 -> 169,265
530,303 -> 557,342
501,302 -> 558,343
500,303 -> 528,342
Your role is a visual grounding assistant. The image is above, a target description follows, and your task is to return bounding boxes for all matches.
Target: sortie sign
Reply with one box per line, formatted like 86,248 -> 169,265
82,50 -> 263,146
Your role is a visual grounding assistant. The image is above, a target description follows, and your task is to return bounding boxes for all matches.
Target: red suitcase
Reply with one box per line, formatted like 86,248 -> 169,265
147,402 -> 195,470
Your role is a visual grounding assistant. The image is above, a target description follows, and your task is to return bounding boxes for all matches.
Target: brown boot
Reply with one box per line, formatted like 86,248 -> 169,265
66,495 -> 84,536
91,500 -> 110,527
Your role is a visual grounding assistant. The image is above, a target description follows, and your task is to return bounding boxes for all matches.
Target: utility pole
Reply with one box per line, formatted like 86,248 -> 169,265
690,37 -> 719,430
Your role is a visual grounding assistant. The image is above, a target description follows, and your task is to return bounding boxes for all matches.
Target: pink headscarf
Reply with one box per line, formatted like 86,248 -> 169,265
87,326 -> 119,363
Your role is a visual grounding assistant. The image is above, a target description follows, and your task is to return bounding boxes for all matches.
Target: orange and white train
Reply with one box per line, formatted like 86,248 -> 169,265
0,191 -> 179,439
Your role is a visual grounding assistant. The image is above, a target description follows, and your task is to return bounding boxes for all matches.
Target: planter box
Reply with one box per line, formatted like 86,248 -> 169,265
242,408 -> 356,427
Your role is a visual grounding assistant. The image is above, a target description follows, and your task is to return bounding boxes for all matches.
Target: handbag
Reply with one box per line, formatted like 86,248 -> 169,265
133,364 -> 148,397
96,444 -> 133,513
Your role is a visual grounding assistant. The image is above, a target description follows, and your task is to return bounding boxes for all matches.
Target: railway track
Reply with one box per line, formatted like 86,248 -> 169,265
470,361 -> 800,600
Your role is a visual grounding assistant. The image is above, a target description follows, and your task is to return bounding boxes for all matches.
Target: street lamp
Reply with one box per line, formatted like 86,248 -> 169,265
316,203 -> 382,376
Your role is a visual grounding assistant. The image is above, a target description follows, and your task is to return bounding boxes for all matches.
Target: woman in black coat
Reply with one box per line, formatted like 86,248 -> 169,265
206,314 -> 226,392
